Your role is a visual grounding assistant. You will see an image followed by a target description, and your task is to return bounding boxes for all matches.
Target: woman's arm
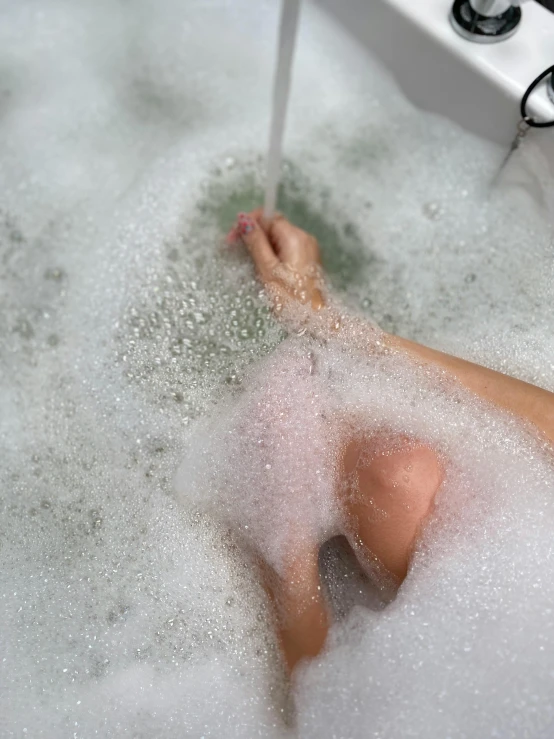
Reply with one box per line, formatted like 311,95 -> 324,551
390,335 -> 554,445
230,210 -> 554,446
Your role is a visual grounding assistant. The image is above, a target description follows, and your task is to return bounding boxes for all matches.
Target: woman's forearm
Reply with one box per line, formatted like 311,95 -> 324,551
232,210 -> 554,445
389,334 -> 554,446
305,298 -> 554,445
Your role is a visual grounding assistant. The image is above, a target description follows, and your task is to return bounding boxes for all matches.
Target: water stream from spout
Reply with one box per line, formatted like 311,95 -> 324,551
263,0 -> 301,220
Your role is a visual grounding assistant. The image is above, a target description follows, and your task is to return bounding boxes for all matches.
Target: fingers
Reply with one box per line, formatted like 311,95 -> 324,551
235,212 -> 279,280
246,211 -> 315,256
268,216 -> 300,244
269,217 -> 309,259
249,210 -> 298,252
247,207 -> 283,232
227,208 -> 321,284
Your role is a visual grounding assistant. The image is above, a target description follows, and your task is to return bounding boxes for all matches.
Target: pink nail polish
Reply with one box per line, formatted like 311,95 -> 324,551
237,214 -> 255,235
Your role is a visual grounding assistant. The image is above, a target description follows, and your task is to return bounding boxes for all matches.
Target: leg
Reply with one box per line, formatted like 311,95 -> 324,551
261,545 -> 329,673
260,432 -> 442,672
240,345 -> 442,669
237,343 -> 331,673
341,435 -> 443,582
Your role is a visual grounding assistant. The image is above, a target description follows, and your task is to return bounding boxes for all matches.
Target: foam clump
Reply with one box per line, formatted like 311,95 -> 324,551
177,338 -> 339,573
177,330 -> 554,738
1,0 -> 554,736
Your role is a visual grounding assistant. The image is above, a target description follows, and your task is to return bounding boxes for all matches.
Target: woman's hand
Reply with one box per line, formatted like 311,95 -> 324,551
227,209 -> 325,312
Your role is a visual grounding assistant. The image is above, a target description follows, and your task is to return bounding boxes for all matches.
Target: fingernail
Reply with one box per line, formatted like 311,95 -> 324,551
237,212 -> 255,235
225,225 -> 239,245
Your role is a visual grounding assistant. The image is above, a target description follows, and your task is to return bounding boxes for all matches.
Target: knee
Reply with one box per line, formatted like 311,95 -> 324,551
340,438 -> 444,581
369,445 -> 443,509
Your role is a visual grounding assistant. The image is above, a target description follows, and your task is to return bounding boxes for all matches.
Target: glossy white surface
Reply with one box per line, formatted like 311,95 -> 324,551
314,0 -> 554,144
470,0 -> 516,15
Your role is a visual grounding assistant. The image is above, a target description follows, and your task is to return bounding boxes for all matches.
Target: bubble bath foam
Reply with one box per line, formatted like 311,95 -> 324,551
1,1 -> 554,737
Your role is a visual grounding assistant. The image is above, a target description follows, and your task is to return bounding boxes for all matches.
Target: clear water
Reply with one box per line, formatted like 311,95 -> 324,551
1,0 -> 554,737
264,0 -> 301,219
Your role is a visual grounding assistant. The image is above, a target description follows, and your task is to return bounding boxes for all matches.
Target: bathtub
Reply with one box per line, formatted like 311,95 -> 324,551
2,1 -> 554,737
314,0 -> 554,145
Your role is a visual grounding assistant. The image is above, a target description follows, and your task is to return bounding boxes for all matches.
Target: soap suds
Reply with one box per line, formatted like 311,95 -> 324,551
1,0 -> 554,737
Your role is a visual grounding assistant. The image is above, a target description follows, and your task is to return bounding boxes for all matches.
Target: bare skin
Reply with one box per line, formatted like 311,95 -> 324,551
228,209 -> 554,672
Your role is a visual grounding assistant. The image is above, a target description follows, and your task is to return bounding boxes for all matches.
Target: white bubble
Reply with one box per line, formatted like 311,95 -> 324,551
1,0 -> 553,736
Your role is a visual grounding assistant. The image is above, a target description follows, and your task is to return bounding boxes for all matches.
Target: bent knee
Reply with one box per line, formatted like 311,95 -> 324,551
340,437 -> 443,580
368,444 -> 443,510
343,437 -> 441,503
